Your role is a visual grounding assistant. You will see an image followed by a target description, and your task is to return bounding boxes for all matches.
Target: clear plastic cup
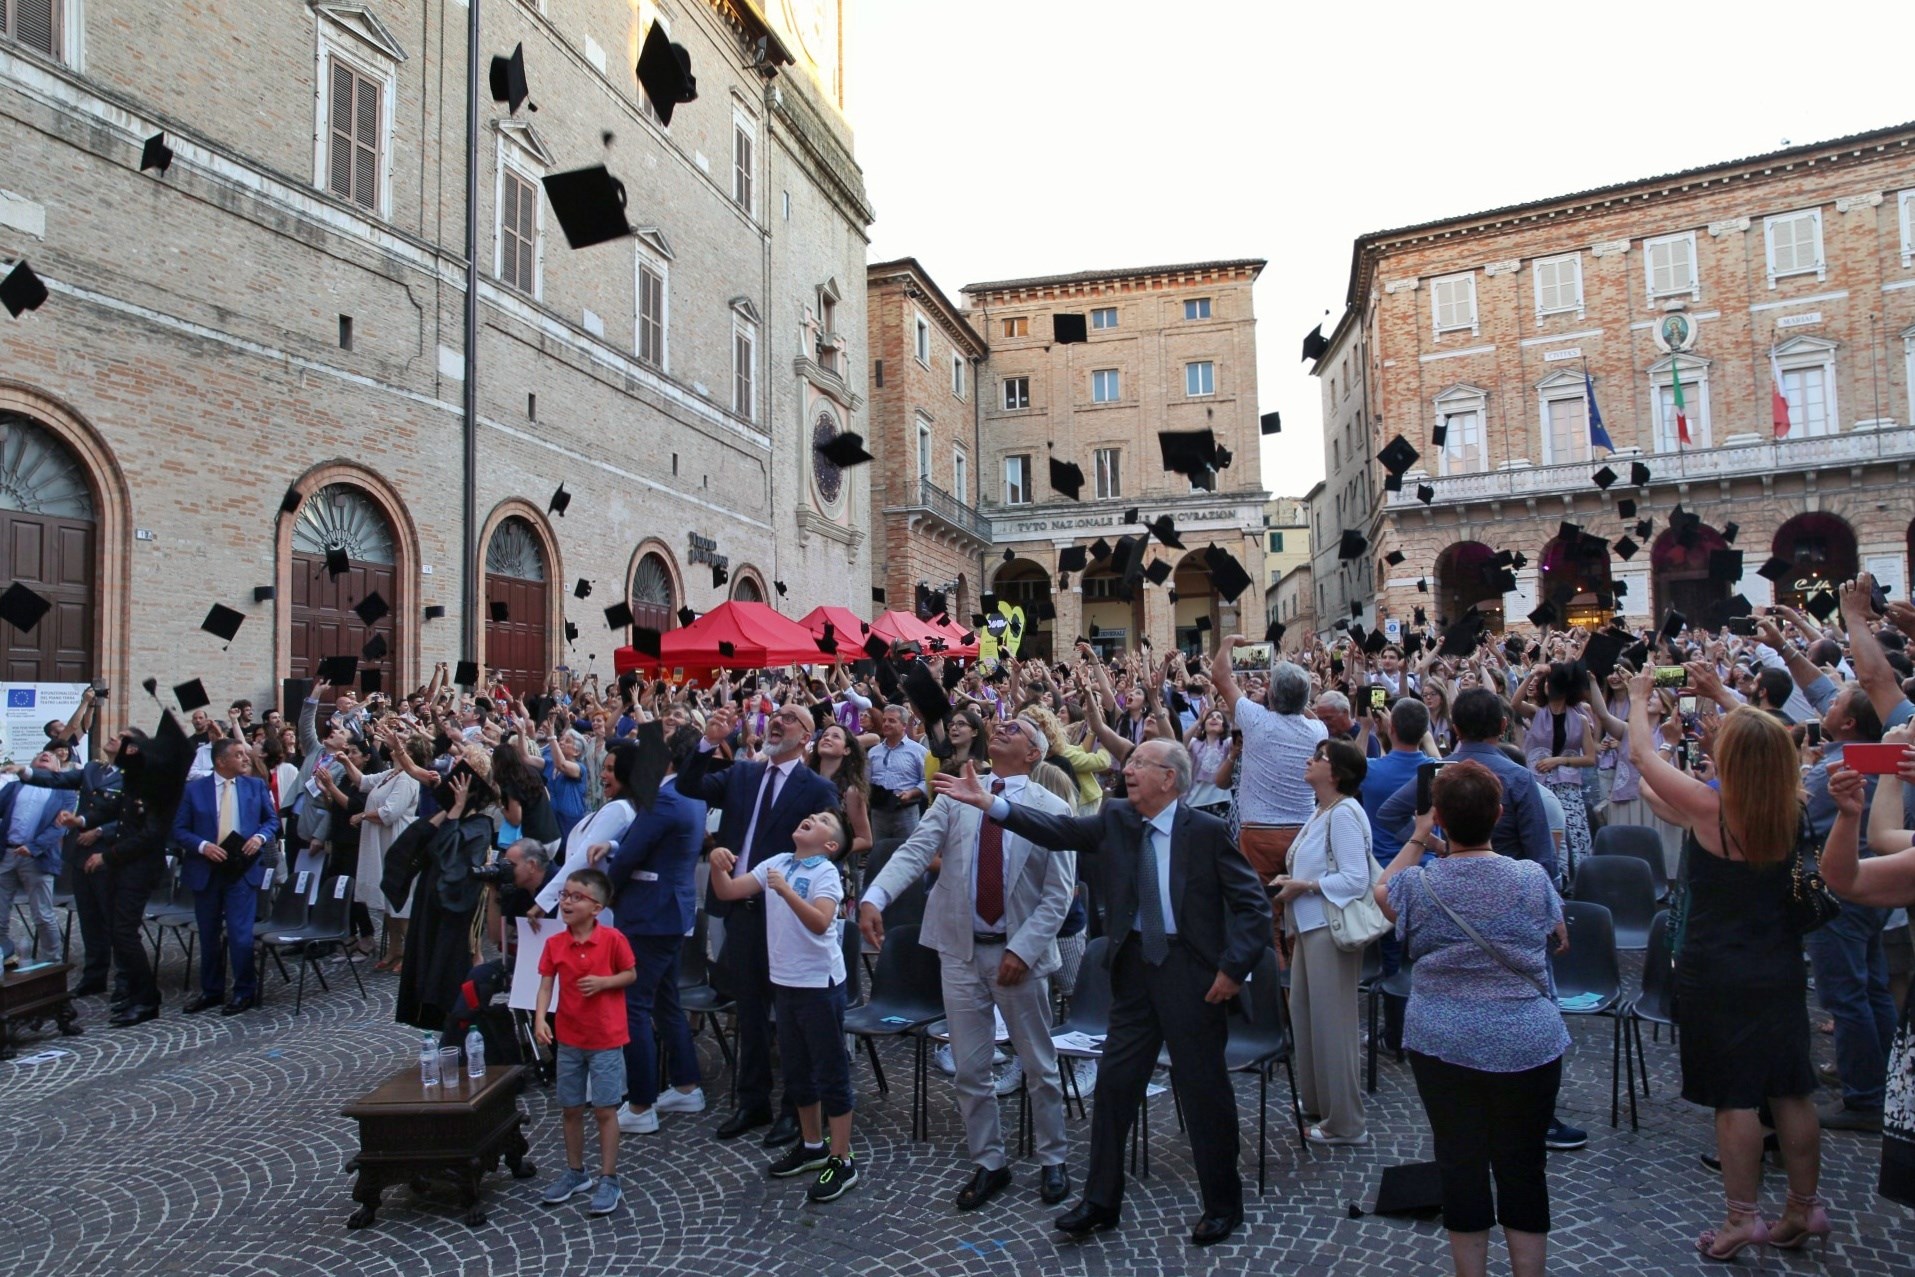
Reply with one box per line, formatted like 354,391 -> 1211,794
438,1047 -> 463,1089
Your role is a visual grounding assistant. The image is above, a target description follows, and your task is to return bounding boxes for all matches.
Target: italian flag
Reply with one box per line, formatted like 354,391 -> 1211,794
1770,348 -> 1792,438
1671,356 -> 1691,445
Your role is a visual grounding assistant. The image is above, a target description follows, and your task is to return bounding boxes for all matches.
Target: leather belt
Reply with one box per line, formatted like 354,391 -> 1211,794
972,932 -> 1008,946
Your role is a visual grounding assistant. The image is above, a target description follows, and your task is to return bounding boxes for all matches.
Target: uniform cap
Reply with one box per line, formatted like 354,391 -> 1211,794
603,601 -> 634,629
1591,465 -> 1618,490
489,600 -> 510,623
717,640 -> 735,658
1383,472 -> 1403,494
1088,538 -> 1112,561
424,604 -> 447,620
173,678 -> 211,712
316,655 -> 359,684
1617,498 -> 1636,519
1721,521 -> 1739,545
361,633 -> 388,663
141,133 -> 174,174
1121,507 -> 1140,525
816,431 -> 874,468
1384,550 -> 1405,566
253,586 -> 275,603
1158,430 -> 1224,488
489,43 -> 531,114
1003,548 -> 1016,562
359,669 -> 383,696
1613,536 -> 1640,561
1202,545 -> 1253,603
1376,435 -> 1419,474
1583,629 -> 1627,681
633,626 -> 663,658
635,22 -> 698,125
1438,612 -> 1486,657
710,563 -> 728,589
1145,514 -> 1182,549
1364,629 -> 1388,655
1144,558 -> 1172,586
1338,528 -> 1368,560
1634,518 -> 1654,540
862,632 -> 890,662
1756,556 -> 1792,584
542,165 -> 633,249
676,606 -> 698,628
564,621 -> 579,643
1260,411 -> 1282,435
1430,420 -> 1448,448
870,586 -> 886,606
1048,455 -> 1085,501
279,485 -> 305,516
1415,483 -> 1435,505
900,660 -> 951,726
812,624 -> 837,656
1051,313 -> 1087,344
1,260 -> 48,318
352,591 -> 390,627
1413,606 -> 1428,626
1300,325 -> 1329,361
1708,549 -> 1744,583
1527,601 -> 1559,629
1264,620 -> 1285,645
774,580 -> 788,597
1057,545 -> 1088,573
1416,578 -> 1428,593
1804,589 -> 1838,621
1193,615 -> 1212,633
1350,600 -> 1364,619
200,604 -> 244,644
1658,609 -> 1687,640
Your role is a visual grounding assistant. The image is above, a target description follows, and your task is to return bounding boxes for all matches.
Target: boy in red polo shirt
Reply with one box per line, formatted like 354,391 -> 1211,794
534,867 -> 637,1216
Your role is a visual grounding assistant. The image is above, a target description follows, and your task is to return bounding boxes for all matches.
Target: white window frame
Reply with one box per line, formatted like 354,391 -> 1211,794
1763,209 -> 1826,288
1643,231 -> 1700,302
1002,376 -> 1029,411
1090,368 -> 1121,404
1900,191 -> 1915,269
730,298 -> 760,422
633,229 -> 673,370
951,352 -> 965,399
1649,356 -> 1712,452
1090,306 -> 1118,330
952,449 -> 968,503
1,0 -> 84,66
1532,254 -> 1584,320
1184,360 -> 1215,397
731,105 -> 757,217
1771,336 -> 1839,437
493,122 -> 552,301
916,416 -> 933,481
1003,454 -> 1032,505
1002,315 -> 1027,338
1430,272 -> 1478,336
1184,297 -> 1211,320
311,7 -> 404,221
1093,447 -> 1121,500
913,312 -> 931,366
1904,327 -> 1915,426
1432,385 -> 1488,476
1535,371 -> 1592,467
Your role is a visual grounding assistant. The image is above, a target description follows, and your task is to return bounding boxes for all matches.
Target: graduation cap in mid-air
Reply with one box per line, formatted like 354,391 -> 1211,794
603,601 -> 635,629
543,166 -> 634,249
1260,411 -> 1281,435
635,21 -> 698,125
816,432 -> 874,469
200,604 -> 244,646
1052,313 -> 1088,344
1300,324 -> 1330,362
1203,545 -> 1254,603
489,43 -> 532,114
0,260 -> 48,318
352,592 -> 390,627
1377,435 -> 1419,475
1338,529 -> 1369,561
1058,546 -> 1088,573
548,484 -> 571,517
1049,455 -> 1085,501
173,678 -> 211,713
140,133 -> 175,175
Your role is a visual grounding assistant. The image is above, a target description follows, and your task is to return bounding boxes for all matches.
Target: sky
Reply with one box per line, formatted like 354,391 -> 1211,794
841,0 -> 1913,501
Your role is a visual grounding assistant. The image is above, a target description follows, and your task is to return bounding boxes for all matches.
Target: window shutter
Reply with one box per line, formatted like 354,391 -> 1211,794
499,176 -> 520,287
352,73 -> 380,210
13,0 -> 58,55
514,174 -> 536,288
329,61 -> 356,198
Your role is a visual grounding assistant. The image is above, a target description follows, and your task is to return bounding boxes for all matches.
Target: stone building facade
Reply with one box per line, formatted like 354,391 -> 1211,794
1306,314 -> 1376,637
0,0 -> 871,719
1260,496 -> 1312,643
1321,124 -> 1915,636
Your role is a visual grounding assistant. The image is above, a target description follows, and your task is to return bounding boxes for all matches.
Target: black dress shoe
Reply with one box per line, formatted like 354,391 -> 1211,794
761,1112 -> 802,1148
109,1006 -> 159,1028
71,980 -> 109,997
183,993 -> 223,1014
1039,1162 -> 1071,1205
1190,1211 -> 1243,1247
715,1108 -> 772,1140
219,997 -> 257,1016
955,1165 -> 1013,1210
1054,1200 -> 1121,1236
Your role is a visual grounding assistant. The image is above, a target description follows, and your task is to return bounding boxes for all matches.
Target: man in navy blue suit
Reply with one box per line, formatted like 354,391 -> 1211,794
676,703 -> 839,1146
172,738 -> 279,1015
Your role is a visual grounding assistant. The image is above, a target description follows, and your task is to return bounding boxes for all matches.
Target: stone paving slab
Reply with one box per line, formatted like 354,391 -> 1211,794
0,944 -> 1909,1276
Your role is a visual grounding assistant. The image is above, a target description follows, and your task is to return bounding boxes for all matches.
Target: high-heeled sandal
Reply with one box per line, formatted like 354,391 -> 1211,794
1770,1191 -> 1831,1251
1697,1199 -> 1769,1261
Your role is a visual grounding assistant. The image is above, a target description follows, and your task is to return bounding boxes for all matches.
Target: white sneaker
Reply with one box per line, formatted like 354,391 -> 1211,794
616,1106 -> 659,1135
993,1058 -> 1024,1097
1068,1060 -> 1098,1097
935,1043 -> 958,1076
654,1086 -> 707,1115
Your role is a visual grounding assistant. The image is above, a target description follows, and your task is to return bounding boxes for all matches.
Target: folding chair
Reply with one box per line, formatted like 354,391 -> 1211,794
1592,824 -> 1668,900
256,873 -> 366,1013
1549,900 -> 1633,1128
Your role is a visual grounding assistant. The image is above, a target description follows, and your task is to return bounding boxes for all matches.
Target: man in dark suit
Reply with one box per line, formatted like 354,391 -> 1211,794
676,703 -> 839,1146
933,737 -> 1272,1247
171,738 -> 279,1015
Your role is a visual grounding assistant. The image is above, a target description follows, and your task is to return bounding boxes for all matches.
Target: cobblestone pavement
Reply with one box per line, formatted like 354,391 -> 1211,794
1,939 -> 1910,1277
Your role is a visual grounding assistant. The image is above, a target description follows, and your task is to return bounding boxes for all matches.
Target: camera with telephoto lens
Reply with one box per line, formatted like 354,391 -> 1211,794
471,858 -> 513,884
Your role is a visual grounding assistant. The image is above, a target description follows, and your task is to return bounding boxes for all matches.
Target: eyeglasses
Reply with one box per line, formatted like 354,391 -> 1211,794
556,890 -> 603,906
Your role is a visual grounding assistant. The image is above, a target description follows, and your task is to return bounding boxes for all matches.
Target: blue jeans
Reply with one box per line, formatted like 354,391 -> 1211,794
1804,900 -> 1896,1110
621,931 -> 701,1108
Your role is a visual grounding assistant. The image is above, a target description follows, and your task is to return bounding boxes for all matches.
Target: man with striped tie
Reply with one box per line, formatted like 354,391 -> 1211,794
172,738 -> 279,1015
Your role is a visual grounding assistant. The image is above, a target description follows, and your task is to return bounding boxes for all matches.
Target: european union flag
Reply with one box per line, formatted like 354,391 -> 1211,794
1586,372 -> 1615,452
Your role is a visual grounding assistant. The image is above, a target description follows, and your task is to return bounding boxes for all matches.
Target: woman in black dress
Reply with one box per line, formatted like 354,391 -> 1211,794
1626,682 -> 1824,1259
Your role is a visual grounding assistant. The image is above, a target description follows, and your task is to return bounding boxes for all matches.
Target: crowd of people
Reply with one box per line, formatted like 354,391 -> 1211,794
3,572 -> 1914,1269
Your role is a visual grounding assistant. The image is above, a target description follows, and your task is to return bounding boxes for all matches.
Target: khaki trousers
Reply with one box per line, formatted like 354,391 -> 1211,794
1289,925 -> 1366,1139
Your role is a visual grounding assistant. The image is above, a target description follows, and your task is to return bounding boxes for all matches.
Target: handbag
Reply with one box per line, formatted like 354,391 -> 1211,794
1419,872 -> 1553,999
1786,809 -> 1842,936
1317,801 -> 1392,953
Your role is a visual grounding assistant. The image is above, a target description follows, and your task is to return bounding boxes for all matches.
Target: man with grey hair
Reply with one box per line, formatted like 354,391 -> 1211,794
1212,639 -> 1327,909
868,703 -> 929,843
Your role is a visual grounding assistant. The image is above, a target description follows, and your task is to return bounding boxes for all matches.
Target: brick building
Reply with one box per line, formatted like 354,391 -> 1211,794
0,0 -> 871,717
1317,123 -> 1915,637
864,258 -> 990,620
1259,495 -> 1311,643
958,261 -> 1271,659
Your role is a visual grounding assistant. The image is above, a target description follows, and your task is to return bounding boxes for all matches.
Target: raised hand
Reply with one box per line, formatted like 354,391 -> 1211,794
929,760 -> 991,810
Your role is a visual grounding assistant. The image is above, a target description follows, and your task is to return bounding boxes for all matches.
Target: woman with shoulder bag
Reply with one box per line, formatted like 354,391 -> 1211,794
1374,760 -> 1568,1277
1270,737 -> 1376,1146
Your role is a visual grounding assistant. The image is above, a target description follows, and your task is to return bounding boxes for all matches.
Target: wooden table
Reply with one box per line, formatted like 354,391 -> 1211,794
0,962 -> 80,1058
340,1063 -> 534,1228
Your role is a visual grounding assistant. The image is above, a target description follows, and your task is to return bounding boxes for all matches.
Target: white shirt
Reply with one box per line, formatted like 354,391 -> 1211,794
536,799 -> 637,915
750,853 -> 845,987
1234,699 -> 1327,826
1284,797 -> 1372,935
739,755 -> 803,863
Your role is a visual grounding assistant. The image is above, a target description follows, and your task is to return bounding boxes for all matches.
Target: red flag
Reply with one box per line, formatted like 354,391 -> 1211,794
1671,357 -> 1691,446
1769,349 -> 1792,439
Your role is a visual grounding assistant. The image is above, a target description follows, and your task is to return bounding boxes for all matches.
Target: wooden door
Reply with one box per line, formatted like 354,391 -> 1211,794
290,554 -> 397,695
2,509 -> 94,683
485,573 -> 550,697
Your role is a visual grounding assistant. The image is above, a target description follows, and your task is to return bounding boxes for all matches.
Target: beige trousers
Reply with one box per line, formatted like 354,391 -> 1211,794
1289,924 -> 1366,1138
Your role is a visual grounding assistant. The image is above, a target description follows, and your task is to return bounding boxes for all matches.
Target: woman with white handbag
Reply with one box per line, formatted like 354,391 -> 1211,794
1271,737 -> 1383,1146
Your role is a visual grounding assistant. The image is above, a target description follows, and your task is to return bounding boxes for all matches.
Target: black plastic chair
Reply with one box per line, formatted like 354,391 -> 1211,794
1593,824 -> 1668,900
144,870 -> 197,992
678,915 -> 738,1097
841,923 -> 944,1140
253,867 -> 312,981
1549,900 -> 1633,1128
1225,948 -> 1307,1195
1571,855 -> 1659,950
1365,960 -> 1412,1093
1624,910 -> 1676,1109
1051,937 -> 1110,1120
256,873 -> 365,1013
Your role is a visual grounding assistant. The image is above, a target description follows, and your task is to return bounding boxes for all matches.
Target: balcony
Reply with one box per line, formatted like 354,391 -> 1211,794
1387,427 -> 1915,510
885,477 -> 992,545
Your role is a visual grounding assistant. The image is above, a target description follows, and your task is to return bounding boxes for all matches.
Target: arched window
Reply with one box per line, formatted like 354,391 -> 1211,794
731,575 -> 763,604
289,484 -> 400,685
294,484 -> 397,563
631,552 -> 676,633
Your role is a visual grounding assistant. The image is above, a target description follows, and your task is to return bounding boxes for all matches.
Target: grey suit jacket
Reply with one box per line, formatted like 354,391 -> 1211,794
291,698 -> 344,844
867,783 -> 1077,977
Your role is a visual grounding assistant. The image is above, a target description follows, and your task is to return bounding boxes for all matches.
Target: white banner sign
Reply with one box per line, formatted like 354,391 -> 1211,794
1,683 -> 91,766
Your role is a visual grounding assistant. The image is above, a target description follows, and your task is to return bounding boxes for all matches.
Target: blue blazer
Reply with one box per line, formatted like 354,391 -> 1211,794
675,749 -> 839,919
0,782 -> 78,874
603,779 -> 705,937
172,773 -> 280,890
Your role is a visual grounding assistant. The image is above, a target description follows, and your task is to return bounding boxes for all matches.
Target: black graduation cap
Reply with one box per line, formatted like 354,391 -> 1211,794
199,604 -> 244,645
1,260 -> 48,317
1431,419 -> 1449,448
1413,606 -> 1428,626
1416,483 -> 1435,505
1383,472 -> 1404,494
1301,325 -> 1330,362
1630,461 -> 1651,486
1052,313 -> 1088,344
980,592 -> 997,610
604,601 -> 635,629
1264,620 -> 1286,645
1144,558 -> 1172,586
1058,545 -> 1088,573
548,484 -> 570,517
861,632 -> 890,663
1193,615 -> 1213,633
1364,629 -> 1388,655
717,640 -> 736,658
1089,537 -> 1112,561
453,659 -> 481,687
901,660 -> 951,726
1494,549 -> 1515,569
324,546 -> 350,578
360,668 -> 383,696
1708,550 -> 1744,583
543,165 -> 633,249
1617,498 -> 1637,519
812,624 -> 837,657
489,43 -> 531,114
1492,569 -> 1518,594
1558,520 -> 1583,543
1722,522 -> 1739,545
1805,589 -> 1838,622
1350,600 -> 1364,619
574,578 -> 593,600
1377,435 -> 1419,475
1756,555 -> 1791,584
1385,549 -> 1405,566
635,22 -> 698,125
1260,411 -> 1282,435
1583,629 -> 1627,681
352,591 -> 390,627
816,431 -> 874,469
1658,609 -> 1687,640
1003,548 -> 1018,564
710,563 -> 728,589
774,580 -> 788,597
1121,507 -> 1140,525
1146,514 -> 1182,549
1634,519 -> 1654,540
1438,612 -> 1486,657
316,655 -> 359,684
1614,536 -> 1640,561
1527,601 -> 1559,629
1416,578 -> 1428,593
253,586 -> 275,603
870,586 -> 886,606
1203,545 -> 1254,603
489,600 -> 510,623
1725,593 -> 1754,618
1,582 -> 52,634
1048,455 -> 1085,501
1338,529 -> 1368,561
1592,465 -> 1617,490
564,621 -> 579,643
633,626 -> 663,658
140,132 -> 174,174
1612,580 -> 1628,598
279,484 -> 305,516
1159,430 -> 1224,488
173,678 -> 210,712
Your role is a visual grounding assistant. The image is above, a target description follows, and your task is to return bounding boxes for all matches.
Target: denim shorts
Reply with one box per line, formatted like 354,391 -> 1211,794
555,1043 -> 626,1110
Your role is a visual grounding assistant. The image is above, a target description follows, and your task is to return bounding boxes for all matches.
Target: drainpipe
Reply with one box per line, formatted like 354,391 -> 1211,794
460,0 -> 481,661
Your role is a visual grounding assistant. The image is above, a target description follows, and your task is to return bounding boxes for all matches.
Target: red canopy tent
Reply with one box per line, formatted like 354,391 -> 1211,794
873,609 -> 978,658
614,601 -> 823,680
926,613 -> 980,654
798,605 -> 873,649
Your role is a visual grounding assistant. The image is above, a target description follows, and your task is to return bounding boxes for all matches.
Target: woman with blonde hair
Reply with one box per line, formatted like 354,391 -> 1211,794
1022,704 -> 1109,816
1626,682 -> 1824,1259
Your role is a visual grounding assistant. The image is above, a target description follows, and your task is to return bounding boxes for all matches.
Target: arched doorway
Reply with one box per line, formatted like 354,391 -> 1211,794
290,484 -> 398,691
1173,553 -> 1218,656
1434,541 -> 1505,631
1076,565 -> 1138,662
1651,522 -> 1729,623
1770,513 -> 1858,610
0,413 -> 96,682
484,516 -> 550,696
992,558 -> 1054,662
1538,531 -> 1615,627
630,550 -> 678,635
730,574 -> 764,604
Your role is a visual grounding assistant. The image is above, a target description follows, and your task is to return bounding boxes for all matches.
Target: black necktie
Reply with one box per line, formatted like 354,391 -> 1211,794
746,765 -> 781,869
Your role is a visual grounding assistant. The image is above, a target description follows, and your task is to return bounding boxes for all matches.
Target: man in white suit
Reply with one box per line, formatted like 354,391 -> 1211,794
858,714 -> 1077,1211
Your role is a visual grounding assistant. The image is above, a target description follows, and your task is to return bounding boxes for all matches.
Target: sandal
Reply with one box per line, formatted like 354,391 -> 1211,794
1697,1199 -> 1768,1261
1304,1124 -> 1371,1147
1770,1191 -> 1831,1251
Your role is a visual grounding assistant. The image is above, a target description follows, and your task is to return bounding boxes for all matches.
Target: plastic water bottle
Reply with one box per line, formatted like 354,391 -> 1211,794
419,1032 -> 441,1088
465,1026 -> 486,1080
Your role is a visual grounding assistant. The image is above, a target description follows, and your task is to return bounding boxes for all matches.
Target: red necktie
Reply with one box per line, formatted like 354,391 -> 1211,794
976,780 -> 1006,927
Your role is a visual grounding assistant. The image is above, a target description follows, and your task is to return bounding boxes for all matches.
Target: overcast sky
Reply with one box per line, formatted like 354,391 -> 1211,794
842,0 -> 1912,500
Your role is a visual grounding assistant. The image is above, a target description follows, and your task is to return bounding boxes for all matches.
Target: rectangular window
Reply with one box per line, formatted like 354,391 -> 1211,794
1901,190 -> 1915,267
637,261 -> 666,366
1001,315 -> 1027,338
1645,232 -> 1698,300
1094,447 -> 1121,499
873,359 -> 883,389
951,353 -> 965,399
916,419 -> 932,480
1002,376 -> 1029,410
732,119 -> 755,212
914,315 -> 930,364
1437,409 -> 1484,475
1781,365 -> 1831,437
1431,273 -> 1476,334
1184,297 -> 1212,320
1090,306 -> 1118,330
1004,454 -> 1032,505
1654,377 -> 1708,451
1091,368 -> 1120,403
1185,360 -> 1215,397
1534,254 -> 1583,317
1764,210 -> 1825,286
732,327 -> 755,419
952,450 -> 968,502
1268,531 -> 1284,554
1,0 -> 60,56
499,170 -> 538,294
1544,394 -> 1589,465
327,57 -> 383,212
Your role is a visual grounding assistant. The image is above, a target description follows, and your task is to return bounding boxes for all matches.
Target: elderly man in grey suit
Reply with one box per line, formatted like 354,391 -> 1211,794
287,679 -> 351,879
858,714 -> 1077,1211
